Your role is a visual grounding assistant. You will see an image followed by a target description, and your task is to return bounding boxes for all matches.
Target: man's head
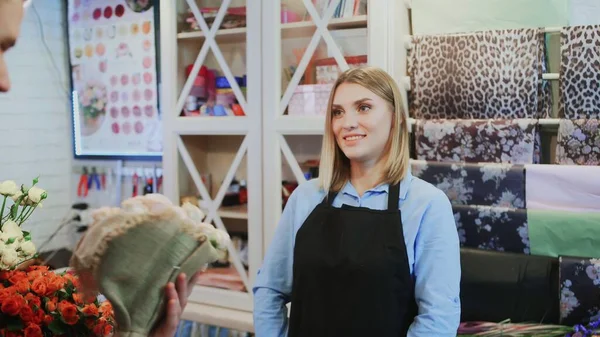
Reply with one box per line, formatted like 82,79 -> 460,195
0,0 -> 25,92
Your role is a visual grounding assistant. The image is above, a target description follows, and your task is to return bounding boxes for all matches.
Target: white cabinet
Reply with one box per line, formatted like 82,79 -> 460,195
159,0 -> 406,331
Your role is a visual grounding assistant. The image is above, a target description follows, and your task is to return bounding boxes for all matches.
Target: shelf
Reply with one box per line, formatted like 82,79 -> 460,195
173,116 -> 250,135
276,115 -> 326,135
281,15 -> 368,39
177,15 -> 368,43
178,27 -> 247,43
198,204 -> 248,220
218,204 -> 248,220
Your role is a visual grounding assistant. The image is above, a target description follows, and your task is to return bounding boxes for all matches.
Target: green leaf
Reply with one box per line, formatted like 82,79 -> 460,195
6,318 -> 24,331
23,231 -> 31,241
10,204 -> 18,219
6,237 -> 15,244
48,320 -> 67,335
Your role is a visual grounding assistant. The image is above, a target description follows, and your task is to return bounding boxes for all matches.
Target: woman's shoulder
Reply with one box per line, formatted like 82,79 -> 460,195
290,178 -> 326,199
286,178 -> 326,206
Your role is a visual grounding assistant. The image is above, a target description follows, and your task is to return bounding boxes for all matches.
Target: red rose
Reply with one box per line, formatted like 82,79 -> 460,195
82,303 -> 99,317
24,293 -> 41,309
1,295 -> 26,316
23,323 -> 43,337
8,271 -> 27,285
20,305 -> 35,323
30,278 -> 47,297
43,315 -> 53,325
45,297 -> 57,312
58,300 -> 79,325
14,280 -> 29,294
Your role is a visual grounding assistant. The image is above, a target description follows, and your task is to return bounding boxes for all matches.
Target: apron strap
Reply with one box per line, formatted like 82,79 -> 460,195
324,182 -> 400,209
387,183 -> 400,211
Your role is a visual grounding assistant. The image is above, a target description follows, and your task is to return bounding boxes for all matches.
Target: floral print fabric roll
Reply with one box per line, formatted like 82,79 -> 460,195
559,25 -> 600,119
415,119 -> 538,164
453,205 -> 530,254
556,119 -> 600,165
408,29 -> 548,120
559,256 -> 600,326
411,160 -> 525,208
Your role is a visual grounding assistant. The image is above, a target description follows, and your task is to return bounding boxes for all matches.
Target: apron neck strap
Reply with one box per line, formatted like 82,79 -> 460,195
387,183 -> 400,210
323,182 -> 401,209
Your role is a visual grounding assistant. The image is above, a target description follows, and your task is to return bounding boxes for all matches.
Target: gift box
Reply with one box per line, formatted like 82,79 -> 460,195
315,55 -> 368,84
288,84 -> 333,116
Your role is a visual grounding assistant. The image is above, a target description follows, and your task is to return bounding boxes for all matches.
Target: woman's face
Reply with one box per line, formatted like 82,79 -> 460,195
331,82 -> 394,166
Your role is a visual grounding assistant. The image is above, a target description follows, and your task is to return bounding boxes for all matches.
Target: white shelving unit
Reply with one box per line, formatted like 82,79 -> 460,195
160,0 -> 262,327
160,0 -> 401,331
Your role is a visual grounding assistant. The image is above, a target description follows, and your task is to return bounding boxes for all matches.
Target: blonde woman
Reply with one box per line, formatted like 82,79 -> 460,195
253,67 -> 461,337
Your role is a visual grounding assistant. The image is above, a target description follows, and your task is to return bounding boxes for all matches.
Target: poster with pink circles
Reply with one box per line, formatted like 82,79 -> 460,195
68,0 -> 161,158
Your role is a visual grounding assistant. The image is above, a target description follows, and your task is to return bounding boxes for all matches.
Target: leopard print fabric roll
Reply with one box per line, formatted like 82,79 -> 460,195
409,29 -> 548,120
559,25 -> 600,119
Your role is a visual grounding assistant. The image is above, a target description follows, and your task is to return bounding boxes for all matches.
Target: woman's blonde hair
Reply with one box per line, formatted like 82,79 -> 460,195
318,66 -> 410,193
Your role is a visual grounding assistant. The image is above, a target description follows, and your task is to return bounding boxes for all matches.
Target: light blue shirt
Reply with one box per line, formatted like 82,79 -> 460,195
252,170 -> 461,337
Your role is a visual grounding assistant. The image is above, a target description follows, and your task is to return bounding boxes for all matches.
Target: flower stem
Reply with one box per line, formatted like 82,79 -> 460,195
17,204 -> 28,223
0,196 -> 6,229
19,205 -> 38,225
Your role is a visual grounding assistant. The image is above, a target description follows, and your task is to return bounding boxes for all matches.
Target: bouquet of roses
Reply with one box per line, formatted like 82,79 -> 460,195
0,265 -> 116,337
0,178 -> 46,270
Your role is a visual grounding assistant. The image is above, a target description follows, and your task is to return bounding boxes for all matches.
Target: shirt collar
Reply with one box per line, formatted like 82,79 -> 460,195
339,170 -> 413,200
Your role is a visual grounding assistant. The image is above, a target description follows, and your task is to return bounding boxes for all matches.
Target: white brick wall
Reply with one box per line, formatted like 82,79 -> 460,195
0,0 -> 73,252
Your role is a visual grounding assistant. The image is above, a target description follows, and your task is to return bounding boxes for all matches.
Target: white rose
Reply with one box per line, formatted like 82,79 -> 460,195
1,220 -> 23,239
0,181 -> 19,196
0,233 -> 10,242
182,202 -> 205,223
1,248 -> 19,267
11,191 -> 26,205
210,229 -> 230,250
20,241 -> 36,256
27,186 -> 47,204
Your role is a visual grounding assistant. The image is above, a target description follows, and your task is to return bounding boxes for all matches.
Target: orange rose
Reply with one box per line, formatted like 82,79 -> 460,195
26,270 -> 43,282
1,295 -> 26,316
0,271 -> 10,280
45,297 -> 57,312
8,271 -> 27,284
14,280 -> 29,294
93,323 -> 104,336
82,303 -> 99,317
23,323 -> 43,337
24,293 -> 40,309
43,315 -> 53,325
58,300 -> 79,325
31,309 -> 44,325
30,278 -> 47,297
19,305 -> 35,323
103,323 -> 113,336
47,277 -> 65,293
72,293 -> 84,305
0,287 -> 15,301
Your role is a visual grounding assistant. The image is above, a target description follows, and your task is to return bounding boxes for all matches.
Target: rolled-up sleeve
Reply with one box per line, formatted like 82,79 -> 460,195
408,191 -> 461,337
252,192 -> 297,337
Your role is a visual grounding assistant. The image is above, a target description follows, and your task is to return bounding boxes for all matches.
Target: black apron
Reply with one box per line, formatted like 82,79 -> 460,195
289,183 -> 418,337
